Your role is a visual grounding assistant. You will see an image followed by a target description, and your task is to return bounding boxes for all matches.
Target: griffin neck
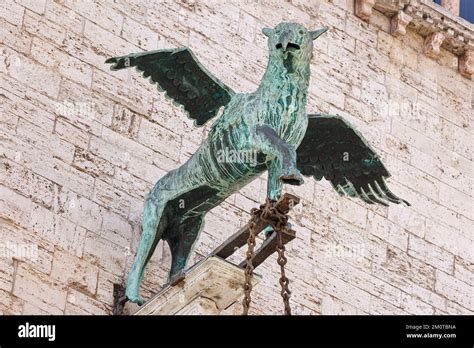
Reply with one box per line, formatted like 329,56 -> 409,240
258,54 -> 310,102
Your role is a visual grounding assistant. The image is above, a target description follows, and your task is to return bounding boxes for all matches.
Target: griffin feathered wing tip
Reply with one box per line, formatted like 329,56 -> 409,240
104,57 -> 120,70
104,48 -> 234,127
297,114 -> 411,207
374,178 -> 411,206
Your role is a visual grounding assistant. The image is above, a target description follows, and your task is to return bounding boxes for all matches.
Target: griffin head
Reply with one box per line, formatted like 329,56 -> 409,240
262,22 -> 328,69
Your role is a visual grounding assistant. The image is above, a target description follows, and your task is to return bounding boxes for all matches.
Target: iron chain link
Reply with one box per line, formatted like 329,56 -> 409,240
242,198 -> 292,315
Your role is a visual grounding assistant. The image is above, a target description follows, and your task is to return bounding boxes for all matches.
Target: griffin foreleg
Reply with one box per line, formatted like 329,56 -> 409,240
255,125 -> 304,200
267,158 -> 283,200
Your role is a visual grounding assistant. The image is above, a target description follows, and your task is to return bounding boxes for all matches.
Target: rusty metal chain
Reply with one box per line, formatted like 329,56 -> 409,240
276,228 -> 292,315
242,207 -> 260,315
242,198 -> 292,315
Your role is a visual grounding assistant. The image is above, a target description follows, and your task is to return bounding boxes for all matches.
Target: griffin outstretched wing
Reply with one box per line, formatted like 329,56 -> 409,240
105,48 -> 235,126
297,114 -> 410,206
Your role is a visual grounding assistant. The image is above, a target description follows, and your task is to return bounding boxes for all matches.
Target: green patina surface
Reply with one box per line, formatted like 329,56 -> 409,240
106,22 -> 409,305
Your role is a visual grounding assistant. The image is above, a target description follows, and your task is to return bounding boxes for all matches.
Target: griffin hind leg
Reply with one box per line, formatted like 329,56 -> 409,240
161,184 -> 220,280
165,215 -> 205,282
126,196 -> 166,305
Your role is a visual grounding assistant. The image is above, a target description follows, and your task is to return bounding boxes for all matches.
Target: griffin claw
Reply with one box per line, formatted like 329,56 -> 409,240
125,289 -> 144,305
280,169 -> 304,186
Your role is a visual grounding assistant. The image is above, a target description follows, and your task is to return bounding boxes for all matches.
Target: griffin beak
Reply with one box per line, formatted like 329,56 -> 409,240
280,32 -> 291,51
276,31 -> 300,51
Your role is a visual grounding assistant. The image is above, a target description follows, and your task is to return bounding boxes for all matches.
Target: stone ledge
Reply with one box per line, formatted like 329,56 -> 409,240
133,257 -> 261,315
404,0 -> 473,56
355,0 -> 474,78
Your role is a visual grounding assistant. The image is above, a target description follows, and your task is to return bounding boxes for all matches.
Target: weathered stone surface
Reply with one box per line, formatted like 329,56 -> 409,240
0,0 -> 25,26
0,159 -> 55,208
65,288 -> 110,315
111,104 -> 141,139
51,216 -> 87,257
54,188 -> 103,231
66,0 -> 124,35
0,289 -> 23,315
83,232 -> 128,276
13,264 -> 67,314
72,148 -> 115,179
50,249 -> 99,295
23,10 -> 66,47
2,47 -> 61,98
408,235 -> 454,274
435,270 -> 473,310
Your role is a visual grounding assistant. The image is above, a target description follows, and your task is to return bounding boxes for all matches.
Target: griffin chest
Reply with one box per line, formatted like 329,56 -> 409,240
269,81 -> 308,147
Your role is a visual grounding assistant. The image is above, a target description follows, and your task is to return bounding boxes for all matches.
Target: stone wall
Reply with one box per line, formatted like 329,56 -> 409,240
0,0 -> 472,315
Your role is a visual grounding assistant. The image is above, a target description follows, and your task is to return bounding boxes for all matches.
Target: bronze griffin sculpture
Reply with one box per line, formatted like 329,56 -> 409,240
106,22 -> 409,304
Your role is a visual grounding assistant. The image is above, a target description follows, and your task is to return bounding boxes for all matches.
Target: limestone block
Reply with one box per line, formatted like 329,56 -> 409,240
50,249 -> 99,295
454,256 -> 474,286
51,216 -> 87,257
411,283 -> 447,312
0,0 -> 25,25
23,10 -> 66,47
55,119 -> 90,149
13,264 -> 67,314
408,235 -> 454,274
312,264 -> 372,310
435,270 -> 473,310
367,211 -> 409,251
0,289 -> 23,315
72,148 -> 115,179
137,118 -> 182,161
425,220 -> 473,264
44,1 -> 84,35
2,47 -> 61,98
134,257 -> 261,315
31,38 -> 93,88
57,79 -> 114,134
380,246 -> 436,291
369,296 -> 408,315
321,294 -> 362,315
92,179 -> 132,218
65,288 -> 110,315
0,18 -> 32,54
121,17 -> 158,50
111,105 -> 141,139
0,159 -> 55,209
68,0 -> 124,35
346,14 -> 378,47
16,119 -> 75,164
0,257 -> 14,293
54,189 -> 103,232
175,297 -> 219,315
83,232 -> 128,276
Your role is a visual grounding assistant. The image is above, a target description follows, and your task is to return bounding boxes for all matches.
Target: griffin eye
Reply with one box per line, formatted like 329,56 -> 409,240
299,30 -> 304,34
